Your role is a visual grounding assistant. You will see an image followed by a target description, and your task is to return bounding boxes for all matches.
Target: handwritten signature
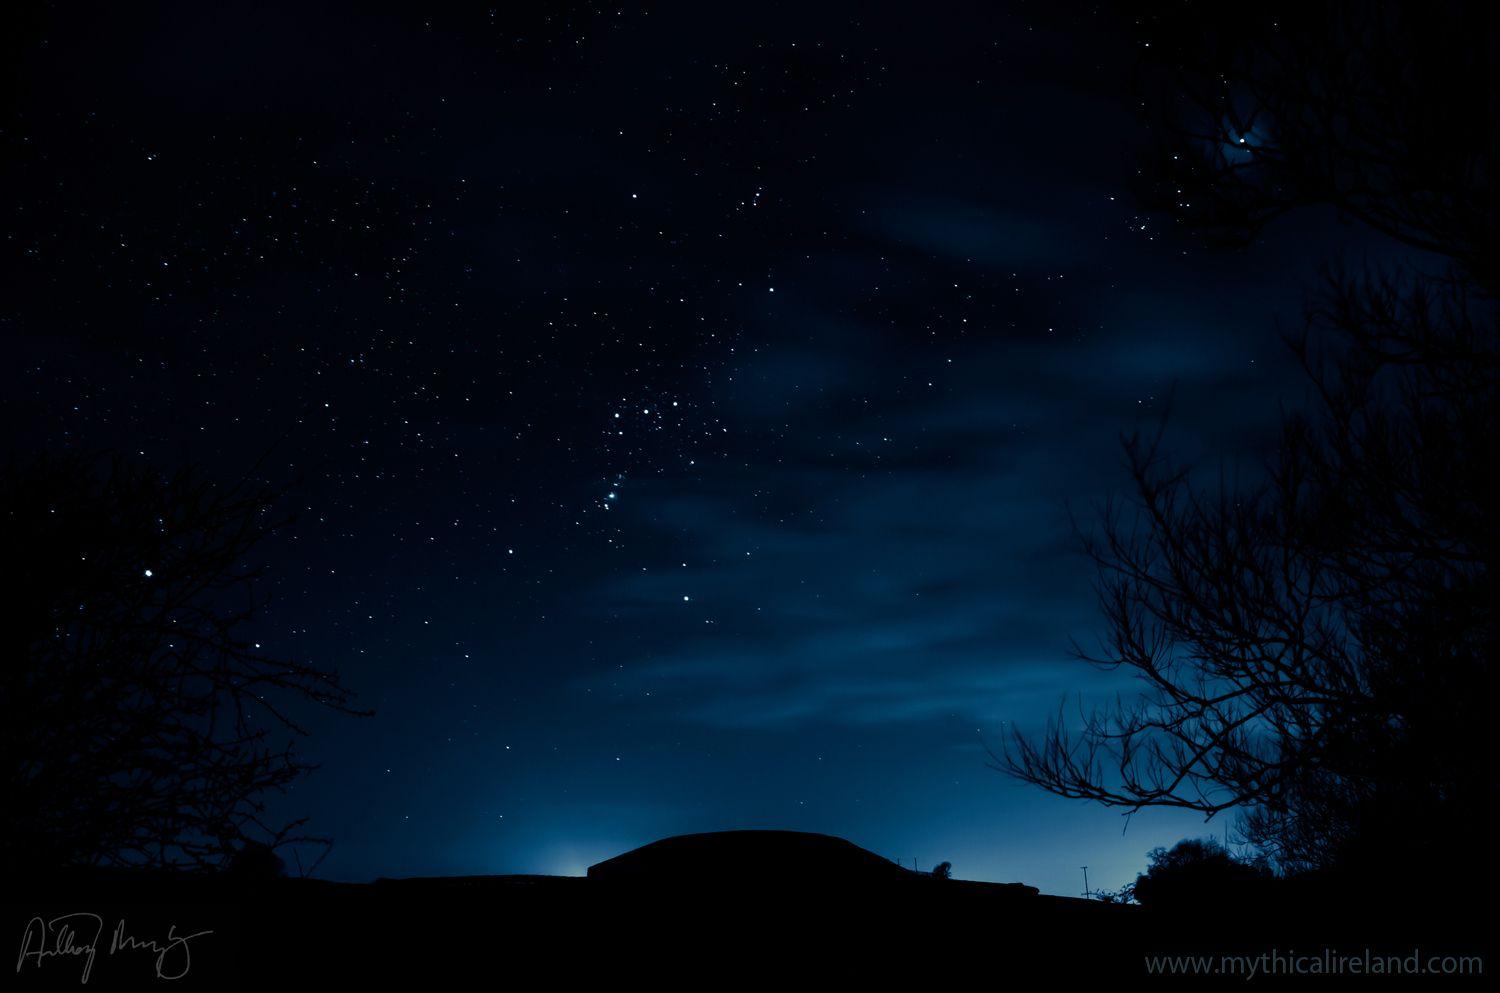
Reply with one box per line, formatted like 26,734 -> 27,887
16,913 -> 213,984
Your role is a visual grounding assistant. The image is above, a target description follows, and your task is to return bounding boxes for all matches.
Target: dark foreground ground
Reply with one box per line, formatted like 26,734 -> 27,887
4,868 -> 1491,987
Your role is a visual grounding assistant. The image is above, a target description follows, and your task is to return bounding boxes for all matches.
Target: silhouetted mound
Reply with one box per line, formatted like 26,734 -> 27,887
588,830 -> 908,885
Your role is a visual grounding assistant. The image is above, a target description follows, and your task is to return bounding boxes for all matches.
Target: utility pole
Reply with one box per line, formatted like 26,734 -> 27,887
1081,866 -> 1090,899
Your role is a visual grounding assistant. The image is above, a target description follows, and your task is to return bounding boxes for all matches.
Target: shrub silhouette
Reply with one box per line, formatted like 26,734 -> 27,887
932,861 -> 952,880
1092,887 -> 1135,906
1129,839 -> 1272,911
224,841 -> 287,881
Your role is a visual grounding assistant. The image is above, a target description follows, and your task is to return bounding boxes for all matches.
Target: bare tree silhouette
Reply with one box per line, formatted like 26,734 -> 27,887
1129,1 -> 1499,290
1,453 -> 368,873
1003,1 -> 1500,875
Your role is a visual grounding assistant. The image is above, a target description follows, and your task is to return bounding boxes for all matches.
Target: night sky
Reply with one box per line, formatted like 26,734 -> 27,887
3,2 -> 1369,894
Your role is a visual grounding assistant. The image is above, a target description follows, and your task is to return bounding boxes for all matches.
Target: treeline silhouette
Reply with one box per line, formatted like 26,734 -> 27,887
1005,0 -> 1499,889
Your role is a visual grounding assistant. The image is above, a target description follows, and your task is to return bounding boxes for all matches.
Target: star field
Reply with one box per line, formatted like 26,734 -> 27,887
1,2 -> 1357,893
